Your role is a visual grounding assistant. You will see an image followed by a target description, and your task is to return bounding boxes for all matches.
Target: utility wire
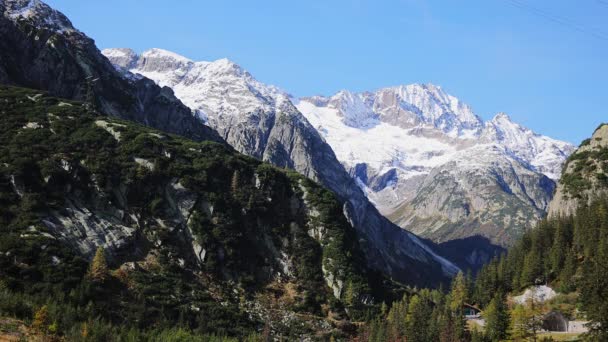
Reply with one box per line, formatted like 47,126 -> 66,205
503,0 -> 608,41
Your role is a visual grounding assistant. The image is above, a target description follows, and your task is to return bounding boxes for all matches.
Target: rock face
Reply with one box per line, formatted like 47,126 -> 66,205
548,124 -> 608,218
0,0 -> 222,143
388,145 -> 555,244
296,86 -> 574,253
0,86 -> 378,334
103,48 -> 459,283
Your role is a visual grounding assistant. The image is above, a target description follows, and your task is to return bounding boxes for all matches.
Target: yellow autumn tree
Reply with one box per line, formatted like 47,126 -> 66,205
231,170 -> 240,195
81,321 -> 89,339
32,305 -> 49,332
88,247 -> 109,282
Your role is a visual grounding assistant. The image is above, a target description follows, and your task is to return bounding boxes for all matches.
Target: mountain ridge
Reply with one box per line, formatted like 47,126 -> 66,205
0,1 -> 223,143
296,85 -> 574,253
103,46 -> 573,269
100,48 -> 462,283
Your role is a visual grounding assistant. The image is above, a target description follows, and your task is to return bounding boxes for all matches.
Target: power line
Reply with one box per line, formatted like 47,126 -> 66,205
503,0 -> 608,41
506,0 -> 608,40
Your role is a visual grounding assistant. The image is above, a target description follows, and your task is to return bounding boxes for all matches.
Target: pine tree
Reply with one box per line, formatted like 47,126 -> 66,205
525,296 -> 543,342
343,280 -> 356,306
550,221 -> 567,273
520,248 -> 542,287
510,304 -> 531,341
386,296 -> 407,340
449,271 -> 468,340
368,317 -> 387,342
558,247 -> 577,292
450,272 -> 467,312
88,247 -> 109,282
483,292 -> 510,341
406,292 -> 434,342
579,213 -> 608,340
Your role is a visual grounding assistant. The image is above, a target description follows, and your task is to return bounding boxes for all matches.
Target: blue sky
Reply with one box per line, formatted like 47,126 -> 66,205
46,0 -> 607,144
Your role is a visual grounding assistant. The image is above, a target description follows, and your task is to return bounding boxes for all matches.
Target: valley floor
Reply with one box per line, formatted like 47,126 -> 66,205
537,332 -> 583,341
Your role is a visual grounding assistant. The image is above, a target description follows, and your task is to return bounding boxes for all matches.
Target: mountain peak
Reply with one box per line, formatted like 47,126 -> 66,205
103,47 -> 293,118
492,112 -> 513,122
2,0 -> 76,33
101,48 -> 139,69
328,90 -> 377,128
141,48 -> 192,64
205,57 -> 247,77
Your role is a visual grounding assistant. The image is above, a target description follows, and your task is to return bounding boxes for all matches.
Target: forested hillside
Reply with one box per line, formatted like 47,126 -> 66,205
0,86 -> 400,340
354,125 -> 608,341
472,196 -> 608,340
355,195 -> 608,341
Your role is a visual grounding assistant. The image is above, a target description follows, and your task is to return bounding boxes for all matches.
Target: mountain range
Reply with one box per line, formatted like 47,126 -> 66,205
297,88 -> 573,244
102,47 -> 575,268
103,47 -> 458,279
1,0 -> 604,340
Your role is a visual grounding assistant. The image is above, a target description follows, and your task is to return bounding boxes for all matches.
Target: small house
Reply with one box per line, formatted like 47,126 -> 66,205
463,303 -> 482,318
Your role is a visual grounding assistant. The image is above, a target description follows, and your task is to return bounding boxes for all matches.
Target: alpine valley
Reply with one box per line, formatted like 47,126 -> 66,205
1,0 -> 606,341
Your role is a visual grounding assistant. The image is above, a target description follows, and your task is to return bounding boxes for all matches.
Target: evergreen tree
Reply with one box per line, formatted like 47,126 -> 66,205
525,296 -> 544,342
510,304 -> 531,341
483,292 -> 509,342
343,280 -> 356,307
558,247 -> 577,292
520,247 -> 542,287
550,221 -> 567,273
386,297 -> 406,340
450,272 -> 468,312
449,271 -> 468,340
405,293 -> 434,342
579,217 -> 608,340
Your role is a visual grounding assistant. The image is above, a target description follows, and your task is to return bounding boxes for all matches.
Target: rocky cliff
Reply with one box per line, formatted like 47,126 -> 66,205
548,123 -> 608,218
0,0 -> 221,143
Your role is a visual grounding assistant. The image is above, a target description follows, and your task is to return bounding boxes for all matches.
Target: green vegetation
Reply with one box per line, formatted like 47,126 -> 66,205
483,292 -> 509,341
358,271 -> 472,342
0,86 -> 386,340
359,194 -> 608,341
4,84 -> 605,341
473,196 -> 608,340
560,131 -> 608,198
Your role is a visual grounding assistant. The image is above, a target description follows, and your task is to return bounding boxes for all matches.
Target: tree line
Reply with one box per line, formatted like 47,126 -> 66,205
357,196 -> 608,341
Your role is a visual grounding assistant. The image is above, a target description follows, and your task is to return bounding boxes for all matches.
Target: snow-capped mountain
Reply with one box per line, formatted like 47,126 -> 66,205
2,0 -> 76,33
103,47 -> 460,283
296,86 -> 575,250
103,48 -> 298,159
481,112 -> 573,180
103,47 -> 573,270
